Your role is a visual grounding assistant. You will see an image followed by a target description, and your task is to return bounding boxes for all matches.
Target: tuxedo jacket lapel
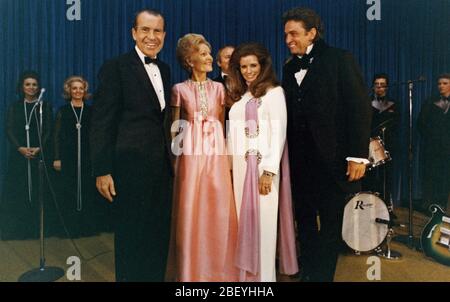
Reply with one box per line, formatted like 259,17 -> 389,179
157,61 -> 171,107
128,51 -> 163,113
298,60 -> 319,94
296,40 -> 328,96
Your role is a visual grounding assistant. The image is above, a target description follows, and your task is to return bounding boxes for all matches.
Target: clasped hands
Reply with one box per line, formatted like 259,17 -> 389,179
18,147 -> 40,159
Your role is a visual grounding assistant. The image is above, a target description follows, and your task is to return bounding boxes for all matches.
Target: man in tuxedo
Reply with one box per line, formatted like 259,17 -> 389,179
282,7 -> 372,281
418,74 -> 450,212
213,45 -> 234,84
90,9 -> 173,281
371,74 -> 398,140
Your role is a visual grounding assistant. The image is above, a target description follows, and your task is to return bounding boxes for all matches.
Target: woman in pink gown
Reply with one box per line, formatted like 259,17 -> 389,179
166,33 -> 239,281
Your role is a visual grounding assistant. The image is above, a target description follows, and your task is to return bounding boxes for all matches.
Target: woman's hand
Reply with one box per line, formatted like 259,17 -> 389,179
53,160 -> 61,171
259,172 -> 273,195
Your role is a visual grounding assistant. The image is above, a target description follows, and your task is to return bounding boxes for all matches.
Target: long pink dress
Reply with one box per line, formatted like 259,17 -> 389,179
166,79 -> 239,281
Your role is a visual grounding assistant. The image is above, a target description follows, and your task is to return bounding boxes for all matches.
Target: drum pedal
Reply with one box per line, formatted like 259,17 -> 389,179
377,228 -> 402,260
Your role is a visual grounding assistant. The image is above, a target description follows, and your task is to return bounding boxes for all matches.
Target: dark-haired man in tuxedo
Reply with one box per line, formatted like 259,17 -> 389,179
282,7 -> 372,281
371,74 -> 398,139
90,9 -> 173,281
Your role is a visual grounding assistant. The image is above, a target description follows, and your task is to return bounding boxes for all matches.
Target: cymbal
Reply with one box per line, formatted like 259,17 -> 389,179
372,118 -> 395,132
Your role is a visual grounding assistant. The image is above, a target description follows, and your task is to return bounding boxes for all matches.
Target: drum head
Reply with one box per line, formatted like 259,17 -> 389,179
342,192 -> 389,252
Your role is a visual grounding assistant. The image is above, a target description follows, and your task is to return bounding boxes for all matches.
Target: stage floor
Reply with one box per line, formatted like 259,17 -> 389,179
0,207 -> 449,282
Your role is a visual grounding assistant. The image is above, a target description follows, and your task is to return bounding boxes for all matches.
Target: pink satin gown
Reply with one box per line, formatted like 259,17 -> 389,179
166,79 -> 239,281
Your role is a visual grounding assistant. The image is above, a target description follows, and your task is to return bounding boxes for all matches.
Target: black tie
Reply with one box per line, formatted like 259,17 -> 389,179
144,56 -> 158,65
293,53 -> 313,70
441,96 -> 449,102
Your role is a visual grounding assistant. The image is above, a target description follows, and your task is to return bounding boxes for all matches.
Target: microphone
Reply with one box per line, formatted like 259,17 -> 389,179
407,76 -> 426,84
389,76 -> 427,87
37,88 -> 46,103
37,88 -> 45,114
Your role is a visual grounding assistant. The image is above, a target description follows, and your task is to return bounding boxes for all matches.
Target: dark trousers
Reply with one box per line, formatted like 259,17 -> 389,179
290,128 -> 347,282
362,160 -> 393,203
421,151 -> 450,211
113,157 -> 173,282
293,184 -> 345,282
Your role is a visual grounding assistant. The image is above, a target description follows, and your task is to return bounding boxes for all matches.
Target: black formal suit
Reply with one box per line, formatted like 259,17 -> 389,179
417,96 -> 450,210
213,74 -> 229,136
90,49 -> 173,281
282,39 -> 371,281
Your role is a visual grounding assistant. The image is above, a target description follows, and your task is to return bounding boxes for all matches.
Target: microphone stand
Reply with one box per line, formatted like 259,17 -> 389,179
374,126 -> 402,260
19,93 -> 64,282
392,77 -> 425,251
380,127 -> 387,202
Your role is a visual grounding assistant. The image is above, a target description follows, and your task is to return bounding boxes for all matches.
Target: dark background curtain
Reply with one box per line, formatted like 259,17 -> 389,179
1,0 -> 449,205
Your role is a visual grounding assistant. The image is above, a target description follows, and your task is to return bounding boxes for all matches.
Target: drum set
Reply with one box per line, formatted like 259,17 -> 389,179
342,131 -> 402,260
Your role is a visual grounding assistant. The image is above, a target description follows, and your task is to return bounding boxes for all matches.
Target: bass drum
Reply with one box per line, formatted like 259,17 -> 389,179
342,192 -> 390,252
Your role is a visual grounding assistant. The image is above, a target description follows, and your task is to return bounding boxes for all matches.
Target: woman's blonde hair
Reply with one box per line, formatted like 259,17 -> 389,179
176,33 -> 211,73
63,76 -> 91,101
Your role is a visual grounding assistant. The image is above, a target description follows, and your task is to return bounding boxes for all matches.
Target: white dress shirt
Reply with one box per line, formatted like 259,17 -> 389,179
135,46 -> 166,111
294,44 -> 314,86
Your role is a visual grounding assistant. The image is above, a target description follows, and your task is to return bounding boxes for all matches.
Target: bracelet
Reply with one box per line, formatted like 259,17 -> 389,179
263,171 -> 274,177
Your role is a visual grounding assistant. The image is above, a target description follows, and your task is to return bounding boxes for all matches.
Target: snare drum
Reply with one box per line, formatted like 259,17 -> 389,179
368,137 -> 391,169
342,192 -> 390,252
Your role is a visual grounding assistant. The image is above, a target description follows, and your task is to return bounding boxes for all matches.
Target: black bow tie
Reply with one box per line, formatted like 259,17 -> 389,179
376,96 -> 386,102
441,96 -> 449,102
144,56 -> 158,65
293,53 -> 313,70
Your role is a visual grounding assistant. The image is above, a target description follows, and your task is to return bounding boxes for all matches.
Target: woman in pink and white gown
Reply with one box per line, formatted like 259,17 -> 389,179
166,34 -> 239,282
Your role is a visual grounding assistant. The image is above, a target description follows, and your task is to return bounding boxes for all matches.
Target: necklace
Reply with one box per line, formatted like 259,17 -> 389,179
71,101 -> 84,211
70,101 -> 84,130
